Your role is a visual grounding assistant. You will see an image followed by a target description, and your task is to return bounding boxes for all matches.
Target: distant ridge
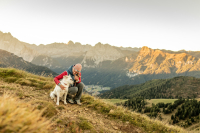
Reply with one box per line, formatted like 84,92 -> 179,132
0,49 -> 58,77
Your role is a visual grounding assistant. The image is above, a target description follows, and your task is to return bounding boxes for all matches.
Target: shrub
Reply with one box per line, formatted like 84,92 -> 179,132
16,78 -> 32,86
78,117 -> 93,130
33,100 -> 58,118
0,68 -> 24,78
4,77 -> 18,83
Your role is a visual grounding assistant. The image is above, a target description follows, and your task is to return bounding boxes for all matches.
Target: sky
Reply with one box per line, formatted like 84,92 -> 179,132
0,0 -> 200,51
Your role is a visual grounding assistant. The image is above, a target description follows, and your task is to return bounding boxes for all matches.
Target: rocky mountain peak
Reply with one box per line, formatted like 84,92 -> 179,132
138,46 -> 154,57
67,40 -> 74,45
0,31 -> 15,41
0,32 -> 39,62
94,42 -> 103,48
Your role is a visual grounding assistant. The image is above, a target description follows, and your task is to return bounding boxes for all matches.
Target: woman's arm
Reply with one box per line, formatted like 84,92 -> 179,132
54,71 -> 68,85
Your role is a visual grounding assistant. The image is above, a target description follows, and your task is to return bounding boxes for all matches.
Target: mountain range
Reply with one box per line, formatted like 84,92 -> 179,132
1,31 -> 200,88
127,46 -> 200,75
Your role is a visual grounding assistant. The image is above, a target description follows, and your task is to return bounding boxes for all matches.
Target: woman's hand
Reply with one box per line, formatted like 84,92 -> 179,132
60,84 -> 65,90
74,75 -> 79,81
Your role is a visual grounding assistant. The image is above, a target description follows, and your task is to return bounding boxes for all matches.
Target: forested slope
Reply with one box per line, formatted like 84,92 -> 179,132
100,76 -> 200,99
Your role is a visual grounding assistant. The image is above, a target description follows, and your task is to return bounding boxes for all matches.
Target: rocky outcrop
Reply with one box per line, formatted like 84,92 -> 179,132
129,46 -> 200,74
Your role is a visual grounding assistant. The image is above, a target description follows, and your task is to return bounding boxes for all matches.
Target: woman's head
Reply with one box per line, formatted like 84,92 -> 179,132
73,64 -> 82,76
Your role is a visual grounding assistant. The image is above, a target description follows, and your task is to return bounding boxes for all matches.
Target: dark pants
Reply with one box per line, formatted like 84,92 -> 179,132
67,82 -> 84,100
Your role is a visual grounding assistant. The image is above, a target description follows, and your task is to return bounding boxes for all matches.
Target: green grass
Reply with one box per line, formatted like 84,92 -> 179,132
0,67 -> 55,90
104,98 -> 178,106
195,98 -> 200,101
146,99 -> 178,106
78,117 -> 93,130
148,98 -> 200,106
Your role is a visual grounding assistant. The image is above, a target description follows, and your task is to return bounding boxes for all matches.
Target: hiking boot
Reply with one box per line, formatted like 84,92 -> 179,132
75,100 -> 82,105
67,98 -> 74,104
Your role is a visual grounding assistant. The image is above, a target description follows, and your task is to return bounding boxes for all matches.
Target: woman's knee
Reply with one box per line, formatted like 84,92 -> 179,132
68,87 -> 78,95
77,82 -> 85,89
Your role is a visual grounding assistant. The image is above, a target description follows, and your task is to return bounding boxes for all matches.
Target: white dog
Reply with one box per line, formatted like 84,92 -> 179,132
50,75 -> 74,105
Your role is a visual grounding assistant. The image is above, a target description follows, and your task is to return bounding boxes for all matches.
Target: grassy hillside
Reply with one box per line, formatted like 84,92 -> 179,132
103,99 -> 128,104
0,67 -> 186,133
103,98 -> 200,132
123,97 -> 200,132
99,76 -> 200,99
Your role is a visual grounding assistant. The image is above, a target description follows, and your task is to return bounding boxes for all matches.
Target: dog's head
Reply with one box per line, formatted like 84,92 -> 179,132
63,75 -> 74,86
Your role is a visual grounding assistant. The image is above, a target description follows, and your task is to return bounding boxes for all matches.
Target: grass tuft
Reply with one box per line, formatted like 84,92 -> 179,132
4,77 -> 18,83
16,91 -> 25,99
78,117 -> 93,130
0,93 -> 51,133
16,78 -> 32,86
57,105 -> 65,110
33,100 -> 58,118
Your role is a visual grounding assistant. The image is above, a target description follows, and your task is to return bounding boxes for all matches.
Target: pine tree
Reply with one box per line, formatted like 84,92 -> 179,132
171,115 -> 174,120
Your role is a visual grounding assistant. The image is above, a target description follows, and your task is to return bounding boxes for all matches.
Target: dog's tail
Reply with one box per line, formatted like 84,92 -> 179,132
50,91 -> 55,99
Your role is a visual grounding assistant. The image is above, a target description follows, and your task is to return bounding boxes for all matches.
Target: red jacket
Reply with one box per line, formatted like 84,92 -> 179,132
54,71 -> 81,85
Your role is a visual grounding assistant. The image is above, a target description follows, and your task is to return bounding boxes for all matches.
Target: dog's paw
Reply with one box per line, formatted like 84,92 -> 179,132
50,92 -> 55,99
56,103 -> 59,106
64,102 -> 67,105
